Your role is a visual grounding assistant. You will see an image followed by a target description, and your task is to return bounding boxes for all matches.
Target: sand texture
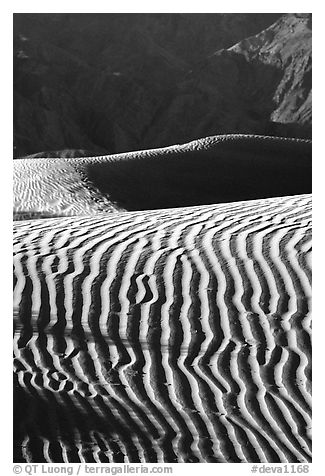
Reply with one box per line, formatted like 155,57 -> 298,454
13,193 -> 312,463
14,134 -> 311,219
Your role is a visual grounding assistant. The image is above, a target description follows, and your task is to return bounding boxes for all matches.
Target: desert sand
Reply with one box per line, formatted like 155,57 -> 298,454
14,134 -> 311,219
13,135 -> 312,463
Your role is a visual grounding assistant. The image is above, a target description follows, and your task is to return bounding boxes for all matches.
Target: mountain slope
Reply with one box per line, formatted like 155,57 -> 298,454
13,13 -> 311,157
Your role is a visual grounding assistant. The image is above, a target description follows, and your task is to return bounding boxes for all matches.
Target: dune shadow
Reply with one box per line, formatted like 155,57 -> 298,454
13,375 -> 162,463
84,137 -> 312,211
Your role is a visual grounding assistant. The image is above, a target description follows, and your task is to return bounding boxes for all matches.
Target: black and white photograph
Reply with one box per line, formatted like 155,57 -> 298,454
12,3 -> 313,470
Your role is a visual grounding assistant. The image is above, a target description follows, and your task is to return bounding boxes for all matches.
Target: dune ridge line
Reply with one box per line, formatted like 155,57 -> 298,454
14,134 -> 311,220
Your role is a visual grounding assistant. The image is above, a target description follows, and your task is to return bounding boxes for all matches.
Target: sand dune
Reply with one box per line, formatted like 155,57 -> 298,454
14,134 -> 311,219
13,194 -> 312,463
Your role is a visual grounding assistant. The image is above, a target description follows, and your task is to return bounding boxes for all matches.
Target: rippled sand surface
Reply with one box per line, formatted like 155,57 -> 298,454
14,194 -> 312,463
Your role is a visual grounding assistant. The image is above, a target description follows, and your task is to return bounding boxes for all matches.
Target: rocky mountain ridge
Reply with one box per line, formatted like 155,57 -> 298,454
13,13 -> 311,158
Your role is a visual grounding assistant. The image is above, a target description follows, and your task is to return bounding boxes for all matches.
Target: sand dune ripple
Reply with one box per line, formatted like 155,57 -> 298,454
13,194 -> 312,463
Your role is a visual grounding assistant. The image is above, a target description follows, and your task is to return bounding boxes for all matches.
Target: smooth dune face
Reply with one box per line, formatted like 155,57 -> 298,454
13,194 -> 312,463
14,134 -> 311,219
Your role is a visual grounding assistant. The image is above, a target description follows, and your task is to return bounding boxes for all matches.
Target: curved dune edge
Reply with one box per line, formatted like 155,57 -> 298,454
14,134 -> 311,219
14,194 -> 312,463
